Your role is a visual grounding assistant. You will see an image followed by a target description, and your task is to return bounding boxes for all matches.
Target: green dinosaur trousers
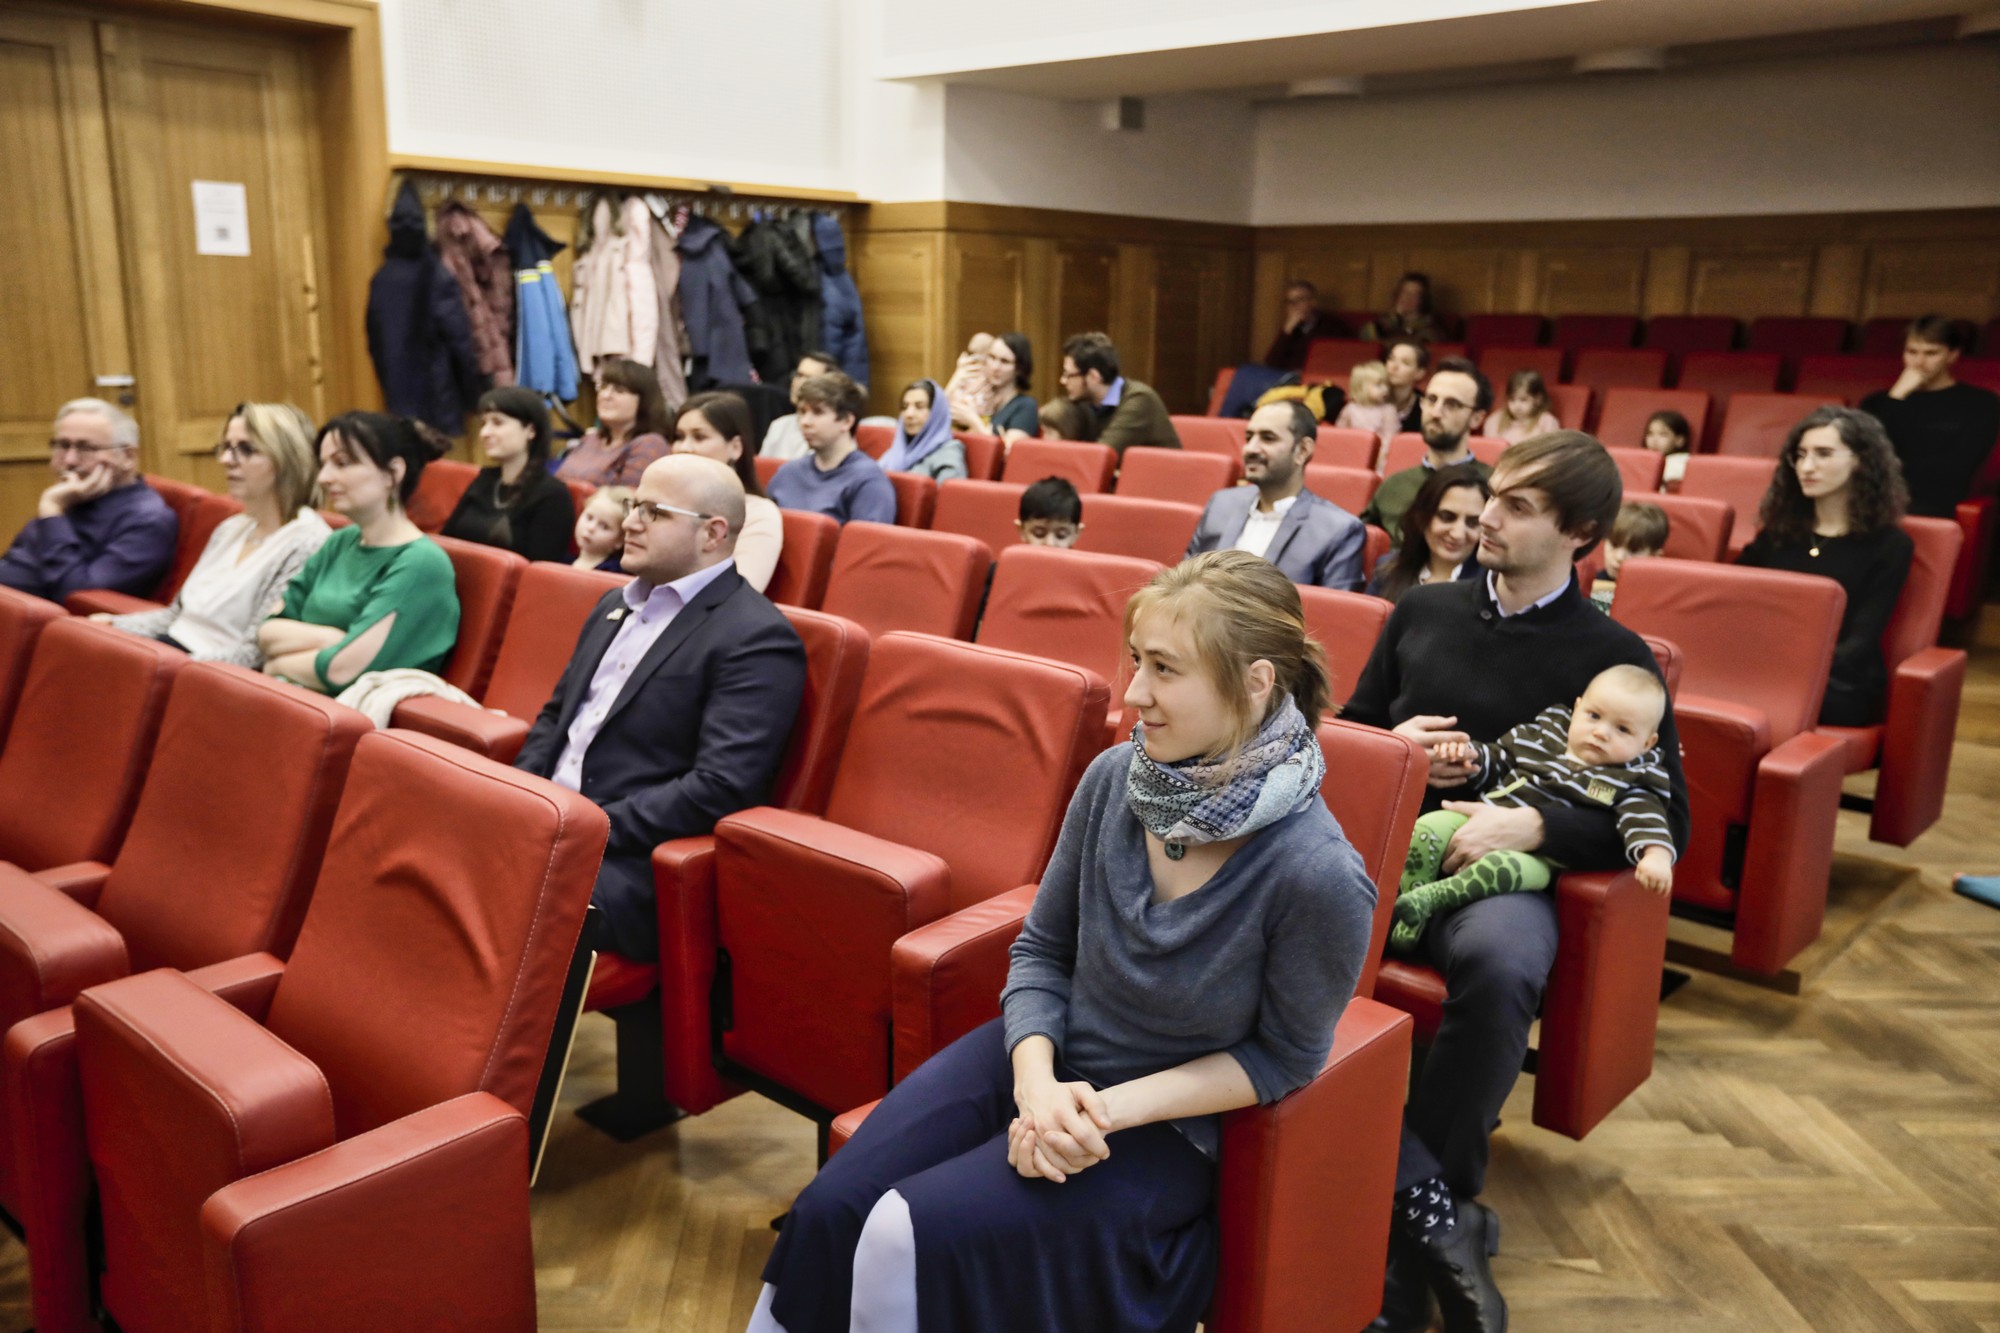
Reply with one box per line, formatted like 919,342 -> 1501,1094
1389,809 -> 1555,952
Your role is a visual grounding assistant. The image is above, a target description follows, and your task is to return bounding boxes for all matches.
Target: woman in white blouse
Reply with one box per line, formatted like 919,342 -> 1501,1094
97,402 -> 330,665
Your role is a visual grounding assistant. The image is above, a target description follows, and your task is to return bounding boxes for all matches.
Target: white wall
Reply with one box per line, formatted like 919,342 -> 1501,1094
1251,44 -> 2000,225
943,87 -> 1255,224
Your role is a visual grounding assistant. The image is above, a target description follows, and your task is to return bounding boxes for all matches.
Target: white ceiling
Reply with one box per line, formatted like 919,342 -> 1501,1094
887,0 -> 1982,98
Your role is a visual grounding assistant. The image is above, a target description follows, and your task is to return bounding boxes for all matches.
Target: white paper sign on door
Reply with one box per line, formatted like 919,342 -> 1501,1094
191,180 -> 251,257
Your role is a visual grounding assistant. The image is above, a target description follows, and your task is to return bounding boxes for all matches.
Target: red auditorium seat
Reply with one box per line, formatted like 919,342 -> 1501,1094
766,509 -> 840,610
1546,383 -> 1593,430
1300,338 -> 1382,381
1001,438 -> 1116,493
404,458 -> 478,534
64,479 -> 242,618
1645,315 -> 1738,356
1205,367 -> 1236,417
431,534 -> 526,698
1792,355 -> 1901,405
1715,392 -> 1837,459
0,588 -> 63,745
933,479 -> 1028,557
1364,524 -> 1392,574
1296,587 -> 1389,709
1551,314 -> 1639,352
673,634 -> 1108,1121
1611,560 -> 1848,976
1605,446 -> 1665,494
1956,358 -> 2000,393
575,605 -> 871,1131
1427,341 -> 1469,365
563,475 -> 596,511
10,730 -> 608,1333
1118,446 -> 1238,504
1075,494 -> 1203,565
820,523 -> 989,640
1676,351 -> 1783,411
391,562 -> 626,763
1464,313 -> 1546,349
956,432 -> 1003,481
1168,415 -> 1246,462
855,422 -> 893,459
1569,348 -> 1670,404
0,664 -> 368,1216
1380,433 -> 1508,476
1678,455 -> 1773,555
1747,316 -> 1850,363
1644,493 -> 1734,562
1314,426 -> 1379,470
978,545 -> 1162,738
1476,345 -> 1564,392
1982,322 -> 2000,357
754,455 -> 782,490
1817,517 -> 1966,847
886,470 -> 937,527
1303,464 -> 1380,516
1596,387 -> 1712,453
0,620 -> 181,876
1857,317 -> 1913,356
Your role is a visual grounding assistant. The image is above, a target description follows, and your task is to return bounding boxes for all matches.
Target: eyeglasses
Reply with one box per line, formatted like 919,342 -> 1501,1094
48,438 -> 126,457
622,498 -> 713,526
212,441 -> 261,463
1420,392 -> 1476,414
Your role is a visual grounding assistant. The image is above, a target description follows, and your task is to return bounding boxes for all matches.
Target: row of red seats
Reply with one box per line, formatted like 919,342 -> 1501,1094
0,601 -> 608,1330
1306,312 -> 1997,359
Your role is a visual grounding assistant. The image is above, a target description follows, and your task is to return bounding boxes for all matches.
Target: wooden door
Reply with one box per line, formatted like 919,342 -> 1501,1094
0,9 -> 134,539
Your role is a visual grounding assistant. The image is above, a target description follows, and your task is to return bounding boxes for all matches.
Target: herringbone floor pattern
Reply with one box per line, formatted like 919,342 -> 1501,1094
1,633 -> 1996,1331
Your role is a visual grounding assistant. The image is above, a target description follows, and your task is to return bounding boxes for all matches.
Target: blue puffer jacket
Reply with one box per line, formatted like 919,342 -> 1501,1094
813,214 -> 869,392
504,204 -> 579,402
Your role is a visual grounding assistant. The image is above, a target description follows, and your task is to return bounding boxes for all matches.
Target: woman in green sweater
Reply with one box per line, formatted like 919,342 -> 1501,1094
258,411 -> 460,693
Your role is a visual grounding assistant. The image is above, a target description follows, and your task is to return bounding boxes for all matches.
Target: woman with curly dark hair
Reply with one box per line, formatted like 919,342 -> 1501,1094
1366,465 -> 1489,604
1737,406 -> 1912,726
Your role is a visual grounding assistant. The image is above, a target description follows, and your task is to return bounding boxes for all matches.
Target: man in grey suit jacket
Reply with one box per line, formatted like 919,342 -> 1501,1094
1185,400 -> 1366,590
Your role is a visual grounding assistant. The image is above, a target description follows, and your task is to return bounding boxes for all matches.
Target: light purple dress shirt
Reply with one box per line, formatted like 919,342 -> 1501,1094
551,558 -> 736,792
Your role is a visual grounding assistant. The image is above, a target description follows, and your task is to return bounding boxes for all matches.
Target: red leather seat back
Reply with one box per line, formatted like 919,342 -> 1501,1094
1297,587 -> 1389,708
1299,341 -> 1380,381
1364,524 -> 1391,574
754,455 -> 782,491
1166,416 -> 1246,461
771,607 -> 870,815
1380,434 -> 1507,476
1716,393 -> 1836,458
821,523 -> 990,640
956,432 -> 1003,481
1075,494 -> 1202,565
1611,560 -> 1844,745
1117,447 -> 1237,504
1857,318 -> 1912,356
887,471 -> 936,528
0,586 -> 63,745
264,730 -> 609,1134
1205,367 -> 1236,417
97,664 -> 371,969
933,479 -> 1028,558
404,458 -> 478,534
766,508 -> 840,609
1748,316 -> 1849,358
1679,455 -> 1775,554
1475,346 -> 1563,393
1677,351 -> 1782,407
1464,314 -> 1545,349
1314,427 -> 1378,470
1645,316 -> 1737,354
855,423 -> 893,459
1643,634 -> 1683,700
1570,349 -> 1666,399
1604,447 -> 1665,496
1955,357 -> 2000,393
480,562 -> 627,719
1596,388 -> 1712,453
1316,719 -> 1427,996
977,545 -> 1161,688
1792,355 -> 1900,405
0,620 -> 182,870
1552,315 -> 1639,350
1546,383 -> 1592,430
1001,439 -> 1116,493
158,492 -> 244,602
1303,465 -> 1380,516
1884,517 -> 1960,671
432,535 -> 525,697
822,634 -> 1109,912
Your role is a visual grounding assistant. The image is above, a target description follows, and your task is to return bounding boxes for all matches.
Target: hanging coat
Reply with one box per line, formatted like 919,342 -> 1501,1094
570,195 -> 631,372
366,181 -> 486,434
434,200 -> 515,386
676,214 -> 757,389
812,213 -> 868,391
503,203 -> 579,402
731,217 -> 822,384
644,207 -> 690,405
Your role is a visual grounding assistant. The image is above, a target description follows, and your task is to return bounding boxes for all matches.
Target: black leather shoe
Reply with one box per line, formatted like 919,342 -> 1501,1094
1367,1226 -> 1434,1332
1418,1200 -> 1506,1333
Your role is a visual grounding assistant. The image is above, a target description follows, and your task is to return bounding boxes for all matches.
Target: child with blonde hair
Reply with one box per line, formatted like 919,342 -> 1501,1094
571,486 -> 632,572
1334,360 -> 1403,449
1484,370 -> 1562,444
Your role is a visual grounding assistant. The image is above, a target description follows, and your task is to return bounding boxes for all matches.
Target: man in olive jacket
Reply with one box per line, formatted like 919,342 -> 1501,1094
1040,331 -> 1180,455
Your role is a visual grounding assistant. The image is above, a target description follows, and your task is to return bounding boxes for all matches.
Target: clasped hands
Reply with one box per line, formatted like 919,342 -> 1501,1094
1008,1076 -> 1117,1184
1394,714 -> 1545,873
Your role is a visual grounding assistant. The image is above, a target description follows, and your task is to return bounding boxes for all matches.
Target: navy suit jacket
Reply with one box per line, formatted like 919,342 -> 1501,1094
1185,486 -> 1366,590
515,566 -> 806,958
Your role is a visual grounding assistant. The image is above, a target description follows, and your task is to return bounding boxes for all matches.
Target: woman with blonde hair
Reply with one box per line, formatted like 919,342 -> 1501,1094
98,401 -> 330,665
751,550 -> 1378,1333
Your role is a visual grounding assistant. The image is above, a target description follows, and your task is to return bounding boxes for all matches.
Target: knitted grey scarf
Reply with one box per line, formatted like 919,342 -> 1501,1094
1125,695 -> 1325,857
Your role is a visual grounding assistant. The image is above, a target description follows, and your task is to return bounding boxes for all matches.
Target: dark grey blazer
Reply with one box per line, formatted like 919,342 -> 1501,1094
1185,487 -> 1366,591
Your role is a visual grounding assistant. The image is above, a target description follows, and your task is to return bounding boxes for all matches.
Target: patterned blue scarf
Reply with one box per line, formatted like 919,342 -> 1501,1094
1125,695 -> 1325,854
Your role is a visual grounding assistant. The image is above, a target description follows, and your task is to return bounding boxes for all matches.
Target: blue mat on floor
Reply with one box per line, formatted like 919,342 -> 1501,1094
1951,876 -> 2000,910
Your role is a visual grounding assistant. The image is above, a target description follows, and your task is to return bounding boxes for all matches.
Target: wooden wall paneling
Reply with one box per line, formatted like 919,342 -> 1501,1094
1110,243 -> 1156,390
852,228 -> 944,418
1404,248 -> 1510,322
1860,242 -> 2000,321
946,232 -> 1029,370
1053,240 -> 1118,348
1685,247 -> 1815,319
1642,245 -> 1693,317
1250,247 -> 1289,360
1534,248 -> 1648,315
1148,247 -> 1206,414
1809,243 -> 1866,319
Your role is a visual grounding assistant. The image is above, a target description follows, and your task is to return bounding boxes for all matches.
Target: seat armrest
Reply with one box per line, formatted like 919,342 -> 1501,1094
1869,646 -> 1967,847
1213,999 -> 1413,1333
1731,730 -> 1849,976
184,951 -> 289,1022
389,696 -> 531,764
1532,871 -> 1670,1140
6,1008 -> 95,1333
0,874 -> 131,1030
201,1092 -> 535,1333
713,808 -> 951,1115
1947,498 -> 1993,619
29,861 -> 114,907
62,590 -> 165,618
888,885 -> 1036,1084
649,835 -> 735,1114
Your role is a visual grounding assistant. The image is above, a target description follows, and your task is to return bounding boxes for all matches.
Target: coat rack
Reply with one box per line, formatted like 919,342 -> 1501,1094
400,169 -> 858,223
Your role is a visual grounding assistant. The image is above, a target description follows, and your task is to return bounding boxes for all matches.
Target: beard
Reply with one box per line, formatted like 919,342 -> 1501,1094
1421,420 -> 1466,451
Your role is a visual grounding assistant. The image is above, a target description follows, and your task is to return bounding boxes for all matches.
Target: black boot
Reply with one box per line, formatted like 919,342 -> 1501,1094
1367,1226 -> 1434,1332
1416,1199 -> 1506,1333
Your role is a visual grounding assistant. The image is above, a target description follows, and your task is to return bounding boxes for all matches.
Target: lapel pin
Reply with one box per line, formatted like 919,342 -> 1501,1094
607,608 -> 627,622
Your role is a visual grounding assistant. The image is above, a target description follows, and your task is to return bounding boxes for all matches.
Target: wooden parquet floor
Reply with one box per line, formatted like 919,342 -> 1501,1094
2,630 -> 1998,1331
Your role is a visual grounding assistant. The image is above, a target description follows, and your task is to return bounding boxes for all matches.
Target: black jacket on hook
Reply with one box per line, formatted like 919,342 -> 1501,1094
677,214 -> 758,390
366,181 -> 487,433
732,215 -> 822,384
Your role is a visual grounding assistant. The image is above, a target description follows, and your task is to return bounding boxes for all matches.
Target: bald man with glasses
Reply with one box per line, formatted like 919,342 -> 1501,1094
0,398 -> 177,603
515,453 -> 806,961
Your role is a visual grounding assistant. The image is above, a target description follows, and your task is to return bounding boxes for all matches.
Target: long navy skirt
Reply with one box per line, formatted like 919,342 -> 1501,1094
764,1019 -> 1217,1333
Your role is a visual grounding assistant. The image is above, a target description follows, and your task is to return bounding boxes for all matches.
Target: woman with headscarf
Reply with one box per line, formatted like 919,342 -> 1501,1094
883,379 -> 968,481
